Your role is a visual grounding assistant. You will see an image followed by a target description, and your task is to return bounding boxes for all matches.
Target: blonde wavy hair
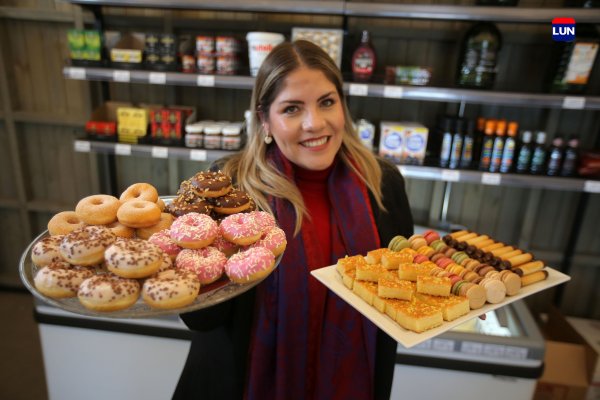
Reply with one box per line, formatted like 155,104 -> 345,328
222,40 -> 384,236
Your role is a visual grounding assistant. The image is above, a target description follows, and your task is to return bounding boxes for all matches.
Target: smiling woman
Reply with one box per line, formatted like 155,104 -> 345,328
174,40 -> 415,400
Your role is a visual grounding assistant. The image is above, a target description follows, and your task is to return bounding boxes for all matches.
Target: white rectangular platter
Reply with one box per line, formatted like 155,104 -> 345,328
311,265 -> 570,348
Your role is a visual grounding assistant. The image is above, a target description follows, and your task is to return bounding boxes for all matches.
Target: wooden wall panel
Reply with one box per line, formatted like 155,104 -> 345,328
0,209 -> 28,286
0,124 -> 17,199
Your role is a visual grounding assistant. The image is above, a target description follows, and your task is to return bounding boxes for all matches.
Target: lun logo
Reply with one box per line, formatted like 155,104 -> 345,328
552,17 -> 576,42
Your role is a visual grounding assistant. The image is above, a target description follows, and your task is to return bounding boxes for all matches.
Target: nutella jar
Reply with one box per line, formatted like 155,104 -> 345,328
196,35 -> 214,54
203,123 -> 223,149
197,53 -> 215,74
216,54 -> 239,75
221,123 -> 244,150
216,36 -> 240,54
185,121 -> 213,148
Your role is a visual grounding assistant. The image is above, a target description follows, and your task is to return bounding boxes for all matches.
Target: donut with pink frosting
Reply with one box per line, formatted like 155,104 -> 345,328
250,211 -> 277,234
219,213 -> 262,246
148,229 -> 182,260
170,212 -> 218,249
176,246 -> 227,284
225,247 -> 275,284
249,226 -> 287,257
212,235 -> 239,258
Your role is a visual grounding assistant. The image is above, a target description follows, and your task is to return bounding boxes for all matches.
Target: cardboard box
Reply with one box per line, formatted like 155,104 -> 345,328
150,106 -> 196,146
86,101 -> 132,140
378,121 -> 429,165
534,308 -> 599,400
567,317 -> 600,399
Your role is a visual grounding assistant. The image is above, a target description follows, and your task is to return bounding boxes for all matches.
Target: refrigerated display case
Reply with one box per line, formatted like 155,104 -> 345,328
391,300 -> 545,400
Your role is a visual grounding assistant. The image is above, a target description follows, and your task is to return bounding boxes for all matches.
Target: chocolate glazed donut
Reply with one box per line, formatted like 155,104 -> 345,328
213,188 -> 251,214
190,171 -> 233,198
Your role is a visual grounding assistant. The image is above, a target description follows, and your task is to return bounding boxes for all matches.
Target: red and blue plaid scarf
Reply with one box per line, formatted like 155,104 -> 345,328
246,146 -> 381,400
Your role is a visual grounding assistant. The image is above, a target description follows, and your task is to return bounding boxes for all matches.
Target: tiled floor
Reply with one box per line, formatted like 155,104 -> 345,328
0,290 -> 48,400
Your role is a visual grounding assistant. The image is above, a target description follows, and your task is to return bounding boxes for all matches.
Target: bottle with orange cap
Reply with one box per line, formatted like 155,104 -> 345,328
489,119 -> 506,172
478,119 -> 496,171
499,121 -> 518,173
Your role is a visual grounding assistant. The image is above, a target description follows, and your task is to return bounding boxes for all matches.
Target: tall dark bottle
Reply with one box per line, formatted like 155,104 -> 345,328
546,137 -> 565,176
460,119 -> 476,169
479,119 -> 496,171
529,131 -> 547,175
515,130 -> 533,174
457,23 -> 502,89
449,118 -> 465,169
489,120 -> 506,173
561,136 -> 580,177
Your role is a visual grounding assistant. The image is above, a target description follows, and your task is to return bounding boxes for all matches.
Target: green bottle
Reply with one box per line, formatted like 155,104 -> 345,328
457,23 -> 502,89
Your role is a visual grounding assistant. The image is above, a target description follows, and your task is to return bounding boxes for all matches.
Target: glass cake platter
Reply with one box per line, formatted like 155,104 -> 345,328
19,196 -> 282,318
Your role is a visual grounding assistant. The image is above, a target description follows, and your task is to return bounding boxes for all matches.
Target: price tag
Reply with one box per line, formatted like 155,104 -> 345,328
190,149 -> 208,161
432,339 -> 454,352
152,146 -> 169,158
196,75 -> 215,87
114,143 -> 131,156
67,67 -> 86,80
113,70 -> 131,82
441,169 -> 460,182
383,85 -> 404,99
74,140 -> 91,152
481,172 -> 501,185
148,72 -> 167,85
348,83 -> 368,96
562,96 -> 586,109
583,180 -> 600,193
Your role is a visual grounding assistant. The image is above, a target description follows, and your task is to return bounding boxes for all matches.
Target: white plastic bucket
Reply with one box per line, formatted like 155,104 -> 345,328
246,32 -> 285,77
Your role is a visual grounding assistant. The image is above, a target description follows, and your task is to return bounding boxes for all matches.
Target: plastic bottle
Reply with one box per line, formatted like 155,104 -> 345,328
479,119 -> 496,171
500,121 -> 518,173
560,136 -> 580,177
529,131 -> 547,175
546,136 -> 565,176
489,120 -> 506,172
515,130 -> 533,174
472,117 -> 486,169
460,119 -> 476,169
439,117 -> 454,168
352,30 -> 376,83
457,23 -> 502,89
449,118 -> 464,169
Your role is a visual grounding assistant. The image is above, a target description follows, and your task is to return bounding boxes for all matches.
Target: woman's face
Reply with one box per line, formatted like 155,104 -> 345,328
265,66 -> 345,171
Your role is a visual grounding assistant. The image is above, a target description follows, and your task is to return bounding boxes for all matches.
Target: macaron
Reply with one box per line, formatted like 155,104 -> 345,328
388,235 -> 410,252
444,247 -> 457,257
480,278 -> 506,304
451,251 -> 469,265
429,239 -> 447,252
499,270 -> 522,296
436,257 -> 453,269
417,246 -> 435,258
431,253 -> 445,263
478,265 -> 496,277
408,235 -> 427,250
413,254 -> 429,264
422,230 -> 441,245
465,284 -> 486,309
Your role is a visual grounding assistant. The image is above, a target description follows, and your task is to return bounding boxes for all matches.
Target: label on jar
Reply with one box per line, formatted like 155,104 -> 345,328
196,36 -> 214,53
216,36 -> 240,54
197,54 -> 215,74
204,135 -> 222,149
221,136 -> 242,150
216,54 -> 238,75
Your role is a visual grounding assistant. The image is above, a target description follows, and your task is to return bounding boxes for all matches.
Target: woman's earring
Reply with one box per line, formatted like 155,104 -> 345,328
264,131 -> 273,144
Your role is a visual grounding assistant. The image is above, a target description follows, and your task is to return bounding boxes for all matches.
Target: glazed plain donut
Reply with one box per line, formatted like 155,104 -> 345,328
249,226 -> 287,257
212,235 -> 239,258
34,261 -> 95,298
189,171 -> 232,198
176,247 -> 227,285
213,188 -> 252,215
156,198 -> 166,212
136,212 -> 175,240
75,194 -> 121,225
170,212 -> 218,249
47,211 -> 86,236
105,220 -> 135,238
31,235 -> 64,266
120,182 -> 159,203
78,273 -> 140,312
59,225 -> 116,266
219,213 -> 262,246
148,229 -> 182,260
142,269 -> 200,309
117,200 -> 161,228
250,211 -> 277,234
225,247 -> 275,284
105,238 -> 163,279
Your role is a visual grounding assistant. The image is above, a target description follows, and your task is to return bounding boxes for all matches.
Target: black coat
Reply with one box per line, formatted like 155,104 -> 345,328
173,159 -> 414,400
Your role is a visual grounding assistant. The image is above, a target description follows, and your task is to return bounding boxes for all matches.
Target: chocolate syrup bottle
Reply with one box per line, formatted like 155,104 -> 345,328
352,31 -> 376,83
